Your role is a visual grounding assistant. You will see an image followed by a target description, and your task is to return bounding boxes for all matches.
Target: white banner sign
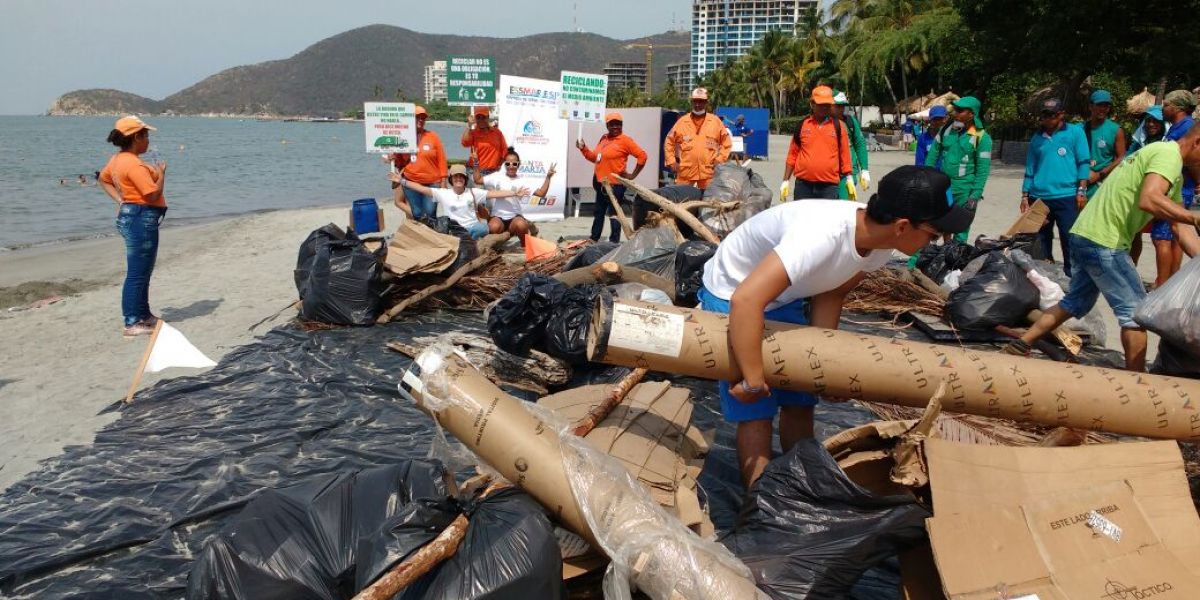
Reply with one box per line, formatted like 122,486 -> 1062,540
363,102 -> 417,154
558,71 -> 608,122
498,75 -> 568,222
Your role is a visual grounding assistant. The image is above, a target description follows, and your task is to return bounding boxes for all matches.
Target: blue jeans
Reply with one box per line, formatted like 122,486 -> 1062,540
591,177 -> 624,242
793,179 -> 839,200
115,204 -> 166,327
1037,196 -> 1079,273
403,186 -> 435,219
466,222 -> 489,239
1059,234 -> 1146,329
698,287 -> 819,422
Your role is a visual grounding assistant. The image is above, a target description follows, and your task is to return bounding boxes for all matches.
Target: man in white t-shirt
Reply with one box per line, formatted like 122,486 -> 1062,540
392,164 -> 528,239
699,165 -> 974,487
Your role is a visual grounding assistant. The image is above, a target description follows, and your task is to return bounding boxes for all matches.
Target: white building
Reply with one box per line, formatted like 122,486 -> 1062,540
604,62 -> 649,93
665,62 -> 691,91
424,60 -> 447,103
691,0 -> 818,79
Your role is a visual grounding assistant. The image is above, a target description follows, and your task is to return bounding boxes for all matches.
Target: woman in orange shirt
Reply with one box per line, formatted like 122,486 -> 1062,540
397,106 -> 448,220
576,112 -> 647,242
98,116 -> 167,337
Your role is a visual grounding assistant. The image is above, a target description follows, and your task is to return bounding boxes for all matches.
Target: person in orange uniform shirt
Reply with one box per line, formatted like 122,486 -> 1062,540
397,106 -> 448,219
663,87 -> 731,189
781,86 -> 853,200
576,112 -> 648,242
98,116 -> 168,337
460,106 -> 507,177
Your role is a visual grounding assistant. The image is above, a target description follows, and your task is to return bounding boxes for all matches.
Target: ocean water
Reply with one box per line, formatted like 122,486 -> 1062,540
0,116 -> 469,249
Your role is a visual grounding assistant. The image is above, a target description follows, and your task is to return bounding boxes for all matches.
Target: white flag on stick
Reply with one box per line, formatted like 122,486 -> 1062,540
126,321 -> 216,403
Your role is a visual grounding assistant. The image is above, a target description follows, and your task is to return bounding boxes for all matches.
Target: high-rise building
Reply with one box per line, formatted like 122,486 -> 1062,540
690,0 -> 818,80
604,62 -> 649,93
665,62 -> 691,91
424,60 -> 447,103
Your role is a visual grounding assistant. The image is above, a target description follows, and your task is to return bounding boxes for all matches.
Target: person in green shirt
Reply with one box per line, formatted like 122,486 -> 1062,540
1084,89 -> 1127,198
833,90 -> 871,198
924,96 -> 992,242
1006,131 -> 1200,371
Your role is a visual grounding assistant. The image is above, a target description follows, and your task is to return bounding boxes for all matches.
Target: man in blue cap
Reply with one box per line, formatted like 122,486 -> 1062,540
1083,90 -> 1127,198
1022,98 -> 1091,273
915,105 -> 948,168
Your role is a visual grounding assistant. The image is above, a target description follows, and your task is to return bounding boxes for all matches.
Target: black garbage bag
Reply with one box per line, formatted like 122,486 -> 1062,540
442,234 -> 480,276
914,240 -> 977,283
974,233 -> 1045,259
1150,339 -> 1200,379
488,274 -> 567,355
675,240 -> 718,307
945,251 -> 1039,330
295,225 -> 387,325
720,439 -> 930,599
544,285 -> 610,364
358,488 -> 563,600
564,241 -> 621,271
186,461 -> 452,600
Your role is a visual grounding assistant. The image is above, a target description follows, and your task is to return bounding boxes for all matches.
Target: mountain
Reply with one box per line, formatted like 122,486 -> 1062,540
48,25 -> 691,117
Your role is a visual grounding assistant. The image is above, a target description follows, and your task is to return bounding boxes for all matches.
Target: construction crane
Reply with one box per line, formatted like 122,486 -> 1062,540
622,42 -> 689,93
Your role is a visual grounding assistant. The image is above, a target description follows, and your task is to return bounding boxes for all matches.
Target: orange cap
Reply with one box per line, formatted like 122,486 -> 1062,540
811,86 -> 834,105
414,105 -> 428,117
604,112 -> 623,123
474,106 -> 491,117
114,115 -> 156,136
690,87 -> 709,100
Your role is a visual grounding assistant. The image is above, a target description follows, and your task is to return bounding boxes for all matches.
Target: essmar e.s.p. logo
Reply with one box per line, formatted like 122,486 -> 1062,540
522,121 -> 543,136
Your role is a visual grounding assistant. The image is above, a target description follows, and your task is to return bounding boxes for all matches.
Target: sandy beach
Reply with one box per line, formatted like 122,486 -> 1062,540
0,134 -> 1166,491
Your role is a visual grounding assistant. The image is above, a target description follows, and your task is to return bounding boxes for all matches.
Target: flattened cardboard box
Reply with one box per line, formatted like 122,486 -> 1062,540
925,439 -> 1200,599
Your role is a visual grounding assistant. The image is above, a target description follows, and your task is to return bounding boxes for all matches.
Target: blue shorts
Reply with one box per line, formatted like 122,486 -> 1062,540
1150,194 -> 1194,241
1058,234 -> 1146,329
697,287 -> 819,422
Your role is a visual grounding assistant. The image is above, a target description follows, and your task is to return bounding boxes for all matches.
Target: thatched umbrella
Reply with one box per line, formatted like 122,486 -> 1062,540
1127,88 -> 1156,115
897,92 -> 937,114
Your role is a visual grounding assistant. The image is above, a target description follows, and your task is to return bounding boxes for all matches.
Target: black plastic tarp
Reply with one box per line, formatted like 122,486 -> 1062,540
0,310 -> 1130,599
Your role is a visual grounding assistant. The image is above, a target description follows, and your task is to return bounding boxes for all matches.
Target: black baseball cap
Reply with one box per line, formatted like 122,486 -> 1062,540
867,165 -> 975,235
1040,98 -> 1065,114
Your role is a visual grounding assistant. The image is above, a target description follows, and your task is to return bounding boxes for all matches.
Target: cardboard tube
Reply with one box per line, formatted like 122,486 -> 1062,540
586,299 -> 1200,442
400,345 -> 765,600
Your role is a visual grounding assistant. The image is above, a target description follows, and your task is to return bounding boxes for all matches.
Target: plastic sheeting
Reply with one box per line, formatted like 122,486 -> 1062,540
720,440 -> 930,599
0,310 -> 1131,599
1136,254 -> 1200,350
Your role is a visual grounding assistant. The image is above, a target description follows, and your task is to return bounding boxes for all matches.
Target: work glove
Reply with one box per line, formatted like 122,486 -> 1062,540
859,170 -> 871,190
779,180 -> 790,202
844,176 -> 858,200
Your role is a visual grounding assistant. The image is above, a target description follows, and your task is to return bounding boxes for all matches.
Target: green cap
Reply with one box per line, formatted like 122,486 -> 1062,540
951,96 -> 984,128
832,89 -> 850,106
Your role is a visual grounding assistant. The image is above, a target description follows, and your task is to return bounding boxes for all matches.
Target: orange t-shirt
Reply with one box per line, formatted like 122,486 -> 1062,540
663,113 -> 731,185
786,116 -> 852,184
99,151 -> 165,207
462,127 -> 508,171
580,133 -> 648,184
401,129 -> 448,185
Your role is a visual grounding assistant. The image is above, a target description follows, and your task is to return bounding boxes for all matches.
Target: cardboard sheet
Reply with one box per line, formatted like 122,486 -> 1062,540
924,439 -> 1200,599
383,220 -> 460,277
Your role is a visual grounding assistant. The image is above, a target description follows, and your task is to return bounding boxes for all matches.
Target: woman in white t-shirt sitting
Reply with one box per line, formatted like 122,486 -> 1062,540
700,165 -> 975,488
391,164 -> 528,239
474,147 -> 555,243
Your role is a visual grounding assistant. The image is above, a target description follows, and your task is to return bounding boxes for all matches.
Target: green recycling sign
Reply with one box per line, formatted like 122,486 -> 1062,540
447,56 -> 496,106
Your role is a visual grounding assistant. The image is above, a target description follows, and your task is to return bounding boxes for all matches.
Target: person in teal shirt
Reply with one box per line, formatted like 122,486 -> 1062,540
1083,90 -> 1127,198
1022,98 -> 1091,273
1007,133 -> 1200,372
833,90 -> 870,198
924,96 -> 992,242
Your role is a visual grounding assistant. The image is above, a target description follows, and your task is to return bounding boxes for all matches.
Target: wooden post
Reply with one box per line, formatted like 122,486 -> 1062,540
124,319 -> 164,403
614,176 -> 722,244
572,367 -> 649,437
602,181 -> 636,238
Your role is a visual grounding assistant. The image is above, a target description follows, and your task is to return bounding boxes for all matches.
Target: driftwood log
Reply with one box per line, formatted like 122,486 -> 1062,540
554,261 -> 677,302
378,233 -> 512,323
387,332 -> 571,395
602,181 -> 636,238
614,176 -> 722,244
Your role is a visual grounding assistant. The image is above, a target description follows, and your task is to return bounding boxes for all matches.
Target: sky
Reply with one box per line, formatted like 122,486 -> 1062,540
0,0 -> 686,115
